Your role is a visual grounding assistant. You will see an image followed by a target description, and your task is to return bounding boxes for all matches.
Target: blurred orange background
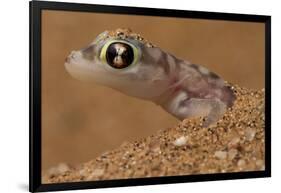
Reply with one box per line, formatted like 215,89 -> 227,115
41,10 -> 265,172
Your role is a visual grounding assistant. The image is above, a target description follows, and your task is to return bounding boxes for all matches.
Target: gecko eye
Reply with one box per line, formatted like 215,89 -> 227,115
100,40 -> 139,69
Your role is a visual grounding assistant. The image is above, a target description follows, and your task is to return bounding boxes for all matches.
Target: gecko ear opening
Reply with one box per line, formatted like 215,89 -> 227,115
100,40 -> 139,70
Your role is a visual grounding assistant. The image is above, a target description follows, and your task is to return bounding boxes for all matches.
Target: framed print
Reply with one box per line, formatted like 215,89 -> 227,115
30,0 -> 271,192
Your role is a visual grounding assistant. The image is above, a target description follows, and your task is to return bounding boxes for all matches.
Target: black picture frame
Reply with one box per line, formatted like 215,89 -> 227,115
29,0 -> 271,192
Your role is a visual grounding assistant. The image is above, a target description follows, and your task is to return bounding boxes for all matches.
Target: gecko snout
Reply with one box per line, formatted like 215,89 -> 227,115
65,51 -> 81,64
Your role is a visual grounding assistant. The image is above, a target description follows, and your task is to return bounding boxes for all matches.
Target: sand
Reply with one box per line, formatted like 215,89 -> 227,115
43,84 -> 265,183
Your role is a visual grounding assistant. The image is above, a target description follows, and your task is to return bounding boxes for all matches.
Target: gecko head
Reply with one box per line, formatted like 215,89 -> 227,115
65,28 -> 168,99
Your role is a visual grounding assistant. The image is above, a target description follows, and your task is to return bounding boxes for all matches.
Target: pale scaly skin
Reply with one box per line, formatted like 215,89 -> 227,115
65,28 -> 235,126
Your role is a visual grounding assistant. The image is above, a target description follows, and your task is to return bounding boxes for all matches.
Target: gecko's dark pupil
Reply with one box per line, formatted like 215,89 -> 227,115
106,42 -> 134,69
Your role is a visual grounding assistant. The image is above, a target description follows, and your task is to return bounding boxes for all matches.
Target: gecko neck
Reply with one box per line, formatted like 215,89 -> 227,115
151,74 -> 188,107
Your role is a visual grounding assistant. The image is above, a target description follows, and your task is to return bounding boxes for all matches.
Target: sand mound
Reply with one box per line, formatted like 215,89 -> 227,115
43,85 -> 265,183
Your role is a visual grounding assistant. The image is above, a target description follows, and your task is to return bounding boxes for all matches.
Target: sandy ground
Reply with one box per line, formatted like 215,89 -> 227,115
43,84 -> 265,183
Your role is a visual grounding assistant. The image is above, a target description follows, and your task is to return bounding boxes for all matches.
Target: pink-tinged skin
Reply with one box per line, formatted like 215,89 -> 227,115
65,29 -> 235,126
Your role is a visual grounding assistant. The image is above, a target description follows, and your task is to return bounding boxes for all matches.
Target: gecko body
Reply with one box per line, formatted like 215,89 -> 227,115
65,28 -> 235,126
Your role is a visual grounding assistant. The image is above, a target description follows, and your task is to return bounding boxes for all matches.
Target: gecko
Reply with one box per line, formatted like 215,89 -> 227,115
65,28 -> 235,126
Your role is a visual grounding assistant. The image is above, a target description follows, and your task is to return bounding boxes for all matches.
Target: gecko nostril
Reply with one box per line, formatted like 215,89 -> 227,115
65,51 -> 76,63
70,51 -> 76,58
